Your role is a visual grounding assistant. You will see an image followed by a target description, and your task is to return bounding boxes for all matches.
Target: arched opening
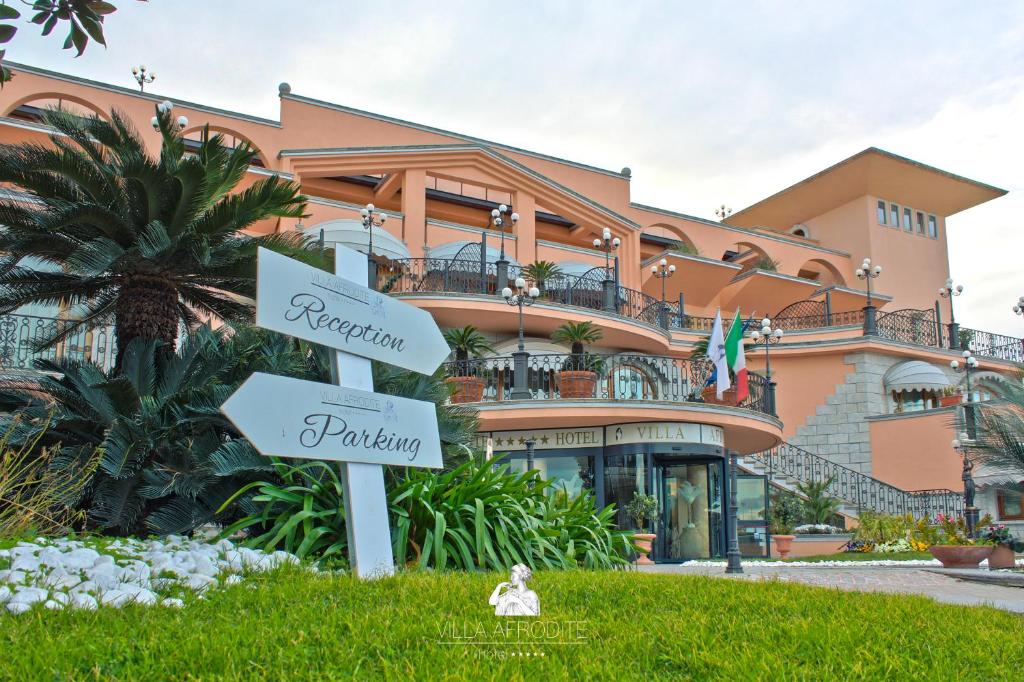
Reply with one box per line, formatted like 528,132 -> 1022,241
642,223 -> 700,257
3,93 -> 109,122
796,258 -> 846,286
725,241 -> 776,273
181,125 -> 268,168
789,225 -> 810,238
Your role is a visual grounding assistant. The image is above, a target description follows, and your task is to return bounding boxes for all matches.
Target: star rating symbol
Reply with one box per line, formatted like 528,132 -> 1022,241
494,437 -> 503,447
539,435 -> 549,445
518,436 -> 526,445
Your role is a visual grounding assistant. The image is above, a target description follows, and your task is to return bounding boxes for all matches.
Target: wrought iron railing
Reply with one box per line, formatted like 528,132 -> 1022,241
747,442 -> 963,518
875,308 -> 941,347
0,312 -> 116,372
954,327 -> 1024,363
443,352 -> 774,416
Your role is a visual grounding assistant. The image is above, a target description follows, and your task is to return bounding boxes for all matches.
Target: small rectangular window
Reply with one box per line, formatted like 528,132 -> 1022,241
902,207 -> 912,231
877,200 -> 887,224
916,211 -> 925,234
928,215 -> 938,238
998,489 -> 1024,520
889,203 -> 899,227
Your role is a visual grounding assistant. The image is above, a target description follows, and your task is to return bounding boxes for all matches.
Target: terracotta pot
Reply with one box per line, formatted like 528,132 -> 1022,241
938,395 -> 961,407
445,376 -> 485,404
928,545 -> 993,568
702,386 -> 739,406
633,533 -> 657,565
771,534 -> 796,559
988,544 -> 1017,570
557,371 -> 597,398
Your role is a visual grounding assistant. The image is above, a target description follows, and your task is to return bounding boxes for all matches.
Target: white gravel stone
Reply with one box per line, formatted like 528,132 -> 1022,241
6,602 -> 30,615
43,599 -> 63,610
10,587 -> 48,605
161,598 -> 184,608
70,593 -> 98,610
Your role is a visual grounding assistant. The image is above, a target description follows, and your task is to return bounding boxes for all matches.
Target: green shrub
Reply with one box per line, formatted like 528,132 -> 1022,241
769,491 -> 802,534
853,511 -> 915,544
224,459 -> 632,571
795,477 -> 841,525
624,493 -> 659,532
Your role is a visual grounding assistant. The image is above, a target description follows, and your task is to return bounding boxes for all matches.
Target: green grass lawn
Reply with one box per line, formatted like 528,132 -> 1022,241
1,568 -> 1021,680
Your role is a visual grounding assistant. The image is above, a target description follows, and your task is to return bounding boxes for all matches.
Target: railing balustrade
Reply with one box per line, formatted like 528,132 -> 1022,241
0,312 -> 115,373
747,442 -> 963,519
443,352 -> 774,416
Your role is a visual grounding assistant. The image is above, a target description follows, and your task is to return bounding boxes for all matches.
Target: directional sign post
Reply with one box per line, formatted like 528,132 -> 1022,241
224,246 -> 449,579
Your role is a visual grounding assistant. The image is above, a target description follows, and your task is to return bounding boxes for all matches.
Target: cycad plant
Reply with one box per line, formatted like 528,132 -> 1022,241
551,320 -> 603,372
443,325 -> 494,376
966,373 -> 1024,475
0,105 -> 315,363
523,260 -> 564,291
795,476 -> 841,525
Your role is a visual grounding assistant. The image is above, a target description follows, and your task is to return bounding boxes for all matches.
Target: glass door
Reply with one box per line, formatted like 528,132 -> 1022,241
655,461 -> 719,561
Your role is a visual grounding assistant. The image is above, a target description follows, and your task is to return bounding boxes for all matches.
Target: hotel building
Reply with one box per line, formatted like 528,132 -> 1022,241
1,63 -> 1020,560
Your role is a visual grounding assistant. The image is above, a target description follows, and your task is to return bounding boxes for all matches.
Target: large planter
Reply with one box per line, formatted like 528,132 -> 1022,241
929,545 -> 993,568
771,534 -> 796,559
633,533 -> 657,565
557,370 -> 597,398
446,376 -> 485,404
702,386 -> 738,406
988,544 -> 1017,570
938,395 -> 961,407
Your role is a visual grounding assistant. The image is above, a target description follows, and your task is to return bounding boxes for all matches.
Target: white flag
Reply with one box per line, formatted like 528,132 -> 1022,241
709,310 -> 731,399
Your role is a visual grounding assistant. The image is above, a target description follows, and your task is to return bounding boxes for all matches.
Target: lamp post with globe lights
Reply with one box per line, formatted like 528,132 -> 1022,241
1013,296 -> 1024,317
939,278 -> 964,349
951,349 -> 980,439
149,101 -> 188,132
131,65 -> 156,91
951,432 -> 978,537
490,204 -> 518,292
749,317 -> 783,416
360,203 -> 388,289
594,228 -> 620,313
856,258 -> 882,335
503,277 -> 540,399
651,258 -> 676,329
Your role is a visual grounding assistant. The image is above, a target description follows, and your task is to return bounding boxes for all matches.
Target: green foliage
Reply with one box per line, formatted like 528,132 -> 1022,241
666,241 -> 700,256
522,260 -> 564,288
551,320 -> 603,354
753,256 -> 781,272
0,417 -> 97,538
977,524 -> 1023,550
1,569 -> 1022,679
558,351 -> 607,376
931,512 -> 993,546
853,512 -> 915,544
0,1 -> 131,86
0,325 -> 478,535
624,493 -> 659,532
795,477 -> 841,525
967,370 -> 1024,476
0,104 -> 315,358
442,325 -> 494,363
227,459 -> 632,571
768,491 -> 802,534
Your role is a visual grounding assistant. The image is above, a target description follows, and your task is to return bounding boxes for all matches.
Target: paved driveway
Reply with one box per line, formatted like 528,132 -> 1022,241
638,563 -> 1024,613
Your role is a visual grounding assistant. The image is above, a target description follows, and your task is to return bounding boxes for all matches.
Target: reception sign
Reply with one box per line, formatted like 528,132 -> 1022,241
255,247 -> 450,375
221,372 -> 443,468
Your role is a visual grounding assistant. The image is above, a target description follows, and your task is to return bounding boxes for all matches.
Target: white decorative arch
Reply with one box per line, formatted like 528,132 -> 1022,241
303,219 -> 410,260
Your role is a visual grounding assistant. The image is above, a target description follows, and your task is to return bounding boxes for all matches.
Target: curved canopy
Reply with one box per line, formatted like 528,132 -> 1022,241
427,240 -> 520,267
303,220 -> 410,261
884,361 -> 950,393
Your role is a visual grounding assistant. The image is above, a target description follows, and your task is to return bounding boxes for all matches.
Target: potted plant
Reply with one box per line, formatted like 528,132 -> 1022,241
624,492 -> 659,565
769,491 -> 802,559
977,524 -> 1021,570
938,386 -> 961,408
551,321 -> 604,398
927,514 -> 994,568
442,325 -> 494,404
522,260 -> 564,294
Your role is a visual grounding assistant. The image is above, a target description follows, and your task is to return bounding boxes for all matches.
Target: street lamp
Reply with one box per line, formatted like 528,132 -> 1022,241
132,65 -> 156,91
749,317 -> 783,415
360,203 -> 387,289
950,349 -> 979,401
650,258 -> 676,329
1013,296 -> 1024,316
503,277 -> 540,400
593,228 -> 620,312
715,204 -> 732,220
149,101 -> 187,131
951,432 -> 978,537
490,204 -> 519,292
939,278 -> 964,349
855,257 -> 882,335
725,449 -> 743,575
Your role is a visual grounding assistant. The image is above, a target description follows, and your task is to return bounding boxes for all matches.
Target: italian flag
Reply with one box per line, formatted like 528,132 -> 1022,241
724,310 -> 748,403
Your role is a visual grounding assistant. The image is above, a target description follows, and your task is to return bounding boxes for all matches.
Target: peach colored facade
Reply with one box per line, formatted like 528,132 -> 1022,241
2,62 -> 1021,556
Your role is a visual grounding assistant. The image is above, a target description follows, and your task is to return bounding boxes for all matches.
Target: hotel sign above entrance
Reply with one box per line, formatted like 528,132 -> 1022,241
482,422 -> 724,453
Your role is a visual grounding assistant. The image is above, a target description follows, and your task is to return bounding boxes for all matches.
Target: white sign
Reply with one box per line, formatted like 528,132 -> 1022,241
606,422 -> 724,447
221,372 -> 443,468
255,247 -> 450,376
484,427 -> 604,452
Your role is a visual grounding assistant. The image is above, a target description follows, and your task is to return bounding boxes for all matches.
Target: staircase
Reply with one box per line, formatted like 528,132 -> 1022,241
742,442 -> 963,519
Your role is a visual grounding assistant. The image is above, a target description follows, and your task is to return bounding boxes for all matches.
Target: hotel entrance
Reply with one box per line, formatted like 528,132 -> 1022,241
654,458 -> 725,561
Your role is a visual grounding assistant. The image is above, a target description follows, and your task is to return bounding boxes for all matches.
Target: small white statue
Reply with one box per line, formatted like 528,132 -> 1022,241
488,563 -> 540,616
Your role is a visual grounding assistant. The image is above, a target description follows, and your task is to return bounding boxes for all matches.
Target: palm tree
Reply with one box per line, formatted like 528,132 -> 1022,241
443,325 -> 494,375
551,320 -> 602,356
523,260 -> 564,291
0,106 -> 314,363
796,476 -> 841,525
966,375 -> 1024,475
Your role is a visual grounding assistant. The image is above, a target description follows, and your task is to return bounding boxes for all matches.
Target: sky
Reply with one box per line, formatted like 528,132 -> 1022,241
7,1 -> 1024,336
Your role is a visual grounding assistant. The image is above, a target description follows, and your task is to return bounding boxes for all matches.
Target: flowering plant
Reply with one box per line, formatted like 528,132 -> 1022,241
844,539 -> 874,553
977,524 -> 1022,550
930,513 -> 993,546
